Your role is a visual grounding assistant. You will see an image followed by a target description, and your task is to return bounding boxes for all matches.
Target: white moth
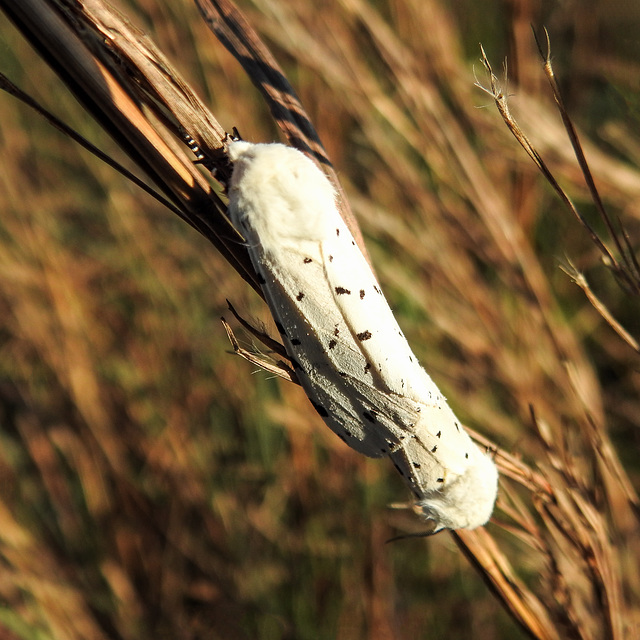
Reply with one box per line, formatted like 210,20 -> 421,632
227,140 -> 498,532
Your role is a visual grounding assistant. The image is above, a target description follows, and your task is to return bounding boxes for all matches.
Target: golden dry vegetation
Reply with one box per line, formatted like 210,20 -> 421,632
0,0 -> 638,639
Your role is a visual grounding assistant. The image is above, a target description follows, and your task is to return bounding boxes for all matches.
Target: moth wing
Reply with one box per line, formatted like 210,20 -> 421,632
386,404 -> 478,497
319,218 -> 440,402
263,247 -> 498,527
251,237 -> 404,458
319,219 -> 481,476
254,218 -> 480,487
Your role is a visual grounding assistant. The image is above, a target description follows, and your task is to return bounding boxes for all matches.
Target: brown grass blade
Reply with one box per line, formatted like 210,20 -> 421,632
0,0 -> 259,288
534,28 -> 640,293
221,317 -> 297,383
194,0 -> 368,260
454,528 -> 559,640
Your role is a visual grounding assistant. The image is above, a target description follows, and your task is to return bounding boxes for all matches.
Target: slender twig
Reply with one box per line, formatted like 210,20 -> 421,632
559,259 -> 639,352
533,28 -> 640,292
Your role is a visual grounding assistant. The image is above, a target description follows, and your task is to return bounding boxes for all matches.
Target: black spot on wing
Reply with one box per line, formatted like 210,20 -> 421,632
296,292 -> 305,301
335,287 -> 351,295
328,339 -> 337,350
364,362 -> 371,374
357,331 -> 372,341
290,338 -> 301,346
359,289 -> 365,299
334,326 -> 340,336
412,462 -> 421,469
431,445 -> 438,453
437,477 -> 444,483
436,431 -> 442,438
328,255 -> 334,262
336,228 -> 340,236
303,257 -> 312,264
465,452 -> 469,459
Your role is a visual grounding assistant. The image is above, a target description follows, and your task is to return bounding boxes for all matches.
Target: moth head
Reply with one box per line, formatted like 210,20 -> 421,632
227,139 -> 256,163
415,451 -> 498,531
226,140 -> 338,242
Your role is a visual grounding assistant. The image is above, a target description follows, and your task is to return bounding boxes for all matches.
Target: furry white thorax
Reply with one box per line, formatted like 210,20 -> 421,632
227,140 -> 498,531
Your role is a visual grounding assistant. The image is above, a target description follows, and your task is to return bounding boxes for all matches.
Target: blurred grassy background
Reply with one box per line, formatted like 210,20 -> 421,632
0,0 -> 639,638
